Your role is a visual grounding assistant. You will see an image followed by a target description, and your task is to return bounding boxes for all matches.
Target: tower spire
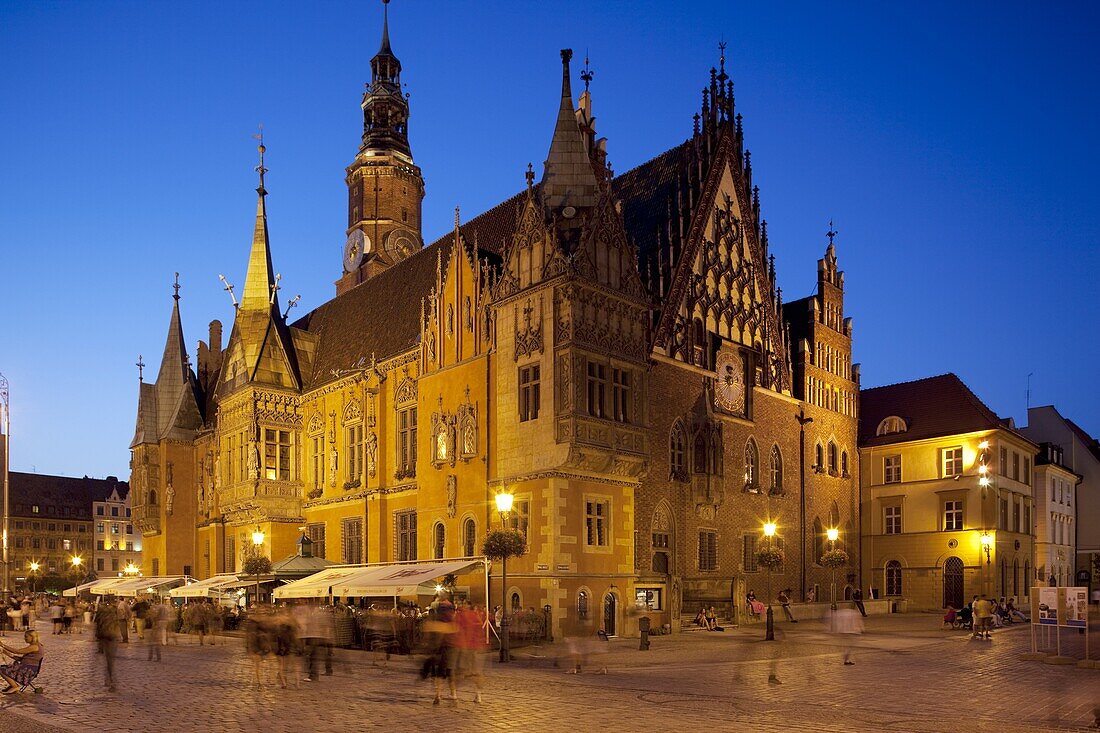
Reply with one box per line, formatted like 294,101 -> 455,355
379,0 -> 392,54
241,137 -> 277,311
541,49 -> 598,212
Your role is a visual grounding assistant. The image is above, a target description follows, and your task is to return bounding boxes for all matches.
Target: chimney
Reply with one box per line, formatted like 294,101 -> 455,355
209,320 -> 223,355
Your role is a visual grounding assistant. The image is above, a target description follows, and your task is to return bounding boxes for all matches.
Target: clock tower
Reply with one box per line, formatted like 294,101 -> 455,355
337,0 -> 425,295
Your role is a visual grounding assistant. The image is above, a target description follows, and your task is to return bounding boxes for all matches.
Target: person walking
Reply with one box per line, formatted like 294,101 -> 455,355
48,599 -> 63,635
851,587 -> 868,617
94,597 -> 122,692
453,601 -> 486,703
116,598 -> 131,643
830,606 -> 864,665
777,589 -> 798,623
147,599 -> 170,662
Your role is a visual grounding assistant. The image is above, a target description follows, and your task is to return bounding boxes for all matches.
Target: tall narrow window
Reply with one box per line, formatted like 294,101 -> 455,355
507,499 -> 530,541
1000,446 -> 1008,476
744,440 -> 759,489
884,505 -> 902,535
611,367 -> 633,423
433,522 -> 446,559
462,518 -> 476,557
398,406 -> 417,475
311,434 -> 325,491
828,442 -> 838,474
585,499 -> 609,546
840,451 -> 849,476
943,500 -> 963,531
264,429 -> 292,481
885,560 -> 902,597
770,446 -> 783,493
692,318 -> 707,367
306,523 -> 327,559
342,518 -> 363,564
586,362 -> 607,418
669,422 -> 686,478
346,424 -> 364,482
884,455 -> 902,484
942,447 -> 963,478
698,530 -> 717,571
693,433 -> 708,474
395,510 -> 417,561
742,535 -> 758,572
228,435 -> 237,483
519,365 -> 541,421
1000,497 -> 1009,529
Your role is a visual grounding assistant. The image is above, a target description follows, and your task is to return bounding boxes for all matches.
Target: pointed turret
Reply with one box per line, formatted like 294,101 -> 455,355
541,49 -> 598,212
147,279 -> 204,440
361,0 -> 410,157
241,143 -> 276,311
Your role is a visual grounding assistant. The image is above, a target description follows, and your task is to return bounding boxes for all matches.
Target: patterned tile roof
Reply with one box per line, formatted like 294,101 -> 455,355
9,472 -> 129,520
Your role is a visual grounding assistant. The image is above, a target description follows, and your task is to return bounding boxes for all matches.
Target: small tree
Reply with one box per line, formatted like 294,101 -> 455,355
481,529 -> 527,562
243,555 -> 272,577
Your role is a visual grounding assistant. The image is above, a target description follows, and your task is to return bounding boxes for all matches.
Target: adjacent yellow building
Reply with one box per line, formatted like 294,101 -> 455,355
859,374 -> 1036,610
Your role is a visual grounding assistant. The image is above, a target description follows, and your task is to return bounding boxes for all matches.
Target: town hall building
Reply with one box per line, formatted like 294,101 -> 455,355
128,4 -> 859,637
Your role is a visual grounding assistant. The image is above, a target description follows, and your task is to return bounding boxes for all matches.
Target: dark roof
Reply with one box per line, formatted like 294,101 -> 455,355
1065,417 -> 1100,464
293,239 -> 450,389
291,138 -> 698,386
859,373 -> 1016,447
9,472 -> 129,521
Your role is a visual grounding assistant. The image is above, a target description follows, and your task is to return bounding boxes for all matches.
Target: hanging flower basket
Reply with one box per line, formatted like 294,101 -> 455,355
755,546 -> 785,569
819,548 -> 849,568
243,555 -> 272,576
481,529 -> 527,561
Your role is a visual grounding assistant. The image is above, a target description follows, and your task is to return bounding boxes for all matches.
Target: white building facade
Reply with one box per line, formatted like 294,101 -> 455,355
92,486 -> 142,577
1032,442 -> 1079,587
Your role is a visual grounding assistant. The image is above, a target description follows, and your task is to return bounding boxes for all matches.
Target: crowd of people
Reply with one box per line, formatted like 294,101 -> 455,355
943,594 -> 1029,635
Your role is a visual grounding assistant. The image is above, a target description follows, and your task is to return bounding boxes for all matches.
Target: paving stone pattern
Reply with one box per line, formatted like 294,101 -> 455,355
1,614 -> 1098,732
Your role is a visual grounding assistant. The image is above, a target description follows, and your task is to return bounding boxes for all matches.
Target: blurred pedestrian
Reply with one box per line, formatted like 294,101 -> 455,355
48,599 -> 63,635
147,599 -> 170,662
453,601 -> 486,703
116,598 -> 131,643
830,606 -> 864,665
852,588 -> 868,617
94,597 -> 122,692
244,611 -> 273,690
777,589 -> 798,623
273,610 -> 299,689
972,595 -> 993,640
420,596 -> 457,704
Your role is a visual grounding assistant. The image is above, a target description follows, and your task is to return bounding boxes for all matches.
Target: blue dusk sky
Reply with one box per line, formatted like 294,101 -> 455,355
0,1 -> 1097,478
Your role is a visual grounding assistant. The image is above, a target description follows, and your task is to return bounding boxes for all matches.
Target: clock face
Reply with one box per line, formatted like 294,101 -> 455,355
385,229 -> 420,263
344,229 -> 370,272
714,350 -> 745,413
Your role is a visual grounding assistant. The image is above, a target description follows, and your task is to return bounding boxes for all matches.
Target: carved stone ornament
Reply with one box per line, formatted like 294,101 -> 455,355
165,483 -> 175,516
514,298 -> 543,361
247,440 -> 259,480
457,387 -> 478,461
431,400 -> 457,468
446,475 -> 457,518
366,431 -> 378,478
343,399 -> 362,424
713,349 -> 746,414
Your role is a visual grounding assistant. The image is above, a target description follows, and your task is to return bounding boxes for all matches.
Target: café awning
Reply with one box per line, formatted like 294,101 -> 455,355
273,558 -> 488,600
63,580 -> 99,597
87,577 -> 133,596
169,574 -> 244,599
99,576 -> 189,597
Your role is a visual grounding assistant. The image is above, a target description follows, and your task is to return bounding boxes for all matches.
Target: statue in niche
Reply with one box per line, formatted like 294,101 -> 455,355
166,484 -> 175,516
366,432 -> 378,478
329,446 -> 338,487
446,475 -> 457,518
462,422 -> 475,456
247,440 -> 259,479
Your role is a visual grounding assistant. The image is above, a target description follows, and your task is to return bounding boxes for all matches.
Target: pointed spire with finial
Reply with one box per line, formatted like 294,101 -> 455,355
241,131 -> 278,311
541,49 -> 599,212
379,0 -> 392,55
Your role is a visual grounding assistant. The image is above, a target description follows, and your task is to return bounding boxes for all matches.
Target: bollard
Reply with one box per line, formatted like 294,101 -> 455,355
639,615 -> 651,651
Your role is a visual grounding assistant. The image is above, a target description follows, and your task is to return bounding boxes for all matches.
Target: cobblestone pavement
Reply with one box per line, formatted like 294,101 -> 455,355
1,614 -> 1098,732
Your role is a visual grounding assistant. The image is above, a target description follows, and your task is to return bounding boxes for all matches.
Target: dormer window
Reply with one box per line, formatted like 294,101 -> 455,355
876,416 -> 908,436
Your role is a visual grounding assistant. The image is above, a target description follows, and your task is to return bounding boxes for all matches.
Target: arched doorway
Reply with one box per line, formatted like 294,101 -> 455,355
603,592 -> 617,636
943,557 -> 964,609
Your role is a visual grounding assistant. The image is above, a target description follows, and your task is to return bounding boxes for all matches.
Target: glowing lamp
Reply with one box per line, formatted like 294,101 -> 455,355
71,556 -> 82,567
979,477 -> 990,487
252,530 -> 265,546
978,440 -> 990,450
29,562 -> 39,573
980,532 -> 993,547
978,465 -> 988,475
826,527 -> 839,542
763,521 -> 777,537
495,491 -> 515,515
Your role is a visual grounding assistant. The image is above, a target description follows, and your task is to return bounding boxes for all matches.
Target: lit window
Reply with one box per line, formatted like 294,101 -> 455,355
875,416 -> 907,436
264,429 -> 292,481
942,447 -> 963,478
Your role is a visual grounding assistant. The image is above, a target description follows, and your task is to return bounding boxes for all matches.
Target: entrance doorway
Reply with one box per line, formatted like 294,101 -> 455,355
943,556 -> 964,609
603,592 -> 617,636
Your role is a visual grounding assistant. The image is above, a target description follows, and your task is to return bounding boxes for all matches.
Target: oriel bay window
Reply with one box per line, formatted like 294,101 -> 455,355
586,361 -> 607,418
264,429 -> 292,481
611,367 -> 633,423
519,364 -> 540,421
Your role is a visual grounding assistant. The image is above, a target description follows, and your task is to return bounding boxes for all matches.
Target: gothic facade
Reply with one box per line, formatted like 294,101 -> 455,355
129,7 -> 859,637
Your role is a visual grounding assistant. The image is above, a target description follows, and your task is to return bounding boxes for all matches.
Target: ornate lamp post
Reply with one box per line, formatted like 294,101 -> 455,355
251,529 -> 265,606
28,561 -> 38,595
826,527 -> 840,609
762,521 -> 778,641
70,555 -> 83,588
980,531 -> 992,596
495,491 -> 514,662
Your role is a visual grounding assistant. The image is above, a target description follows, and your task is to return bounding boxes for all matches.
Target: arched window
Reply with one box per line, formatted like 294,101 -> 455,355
829,501 -> 841,530
692,318 -> 707,367
148,489 -> 158,506
876,416 -> 907,436
815,443 -> 824,471
885,560 -> 902,597
710,429 -> 723,475
669,421 -> 686,479
841,451 -> 849,477
812,517 -> 824,565
577,590 -> 589,620
510,591 -> 521,612
1012,558 -> 1019,597
744,440 -> 759,490
462,518 -> 476,558
828,442 -> 838,474
433,522 -> 445,560
693,433 -> 708,474
770,446 -> 783,493
1023,561 -> 1030,597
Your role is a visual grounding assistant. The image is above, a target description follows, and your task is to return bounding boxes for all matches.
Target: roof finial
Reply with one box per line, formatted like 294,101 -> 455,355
525,162 -> 534,190
581,52 -> 594,92
379,0 -> 392,53
454,205 -> 461,231
826,219 -> 838,247
718,40 -> 728,80
253,125 -> 267,196
172,272 -> 180,301
136,354 -> 145,382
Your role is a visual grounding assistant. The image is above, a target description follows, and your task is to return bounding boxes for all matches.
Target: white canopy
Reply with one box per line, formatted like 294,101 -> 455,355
273,558 -> 487,600
91,576 -> 188,597
169,574 -> 243,599
63,580 -> 99,597
87,577 -> 133,596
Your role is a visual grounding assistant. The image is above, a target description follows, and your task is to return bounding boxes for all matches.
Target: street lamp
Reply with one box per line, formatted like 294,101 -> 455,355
763,521 -> 777,641
251,529 -> 265,607
28,561 -> 39,595
826,527 -> 840,609
495,490 -> 514,663
123,563 -> 139,577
